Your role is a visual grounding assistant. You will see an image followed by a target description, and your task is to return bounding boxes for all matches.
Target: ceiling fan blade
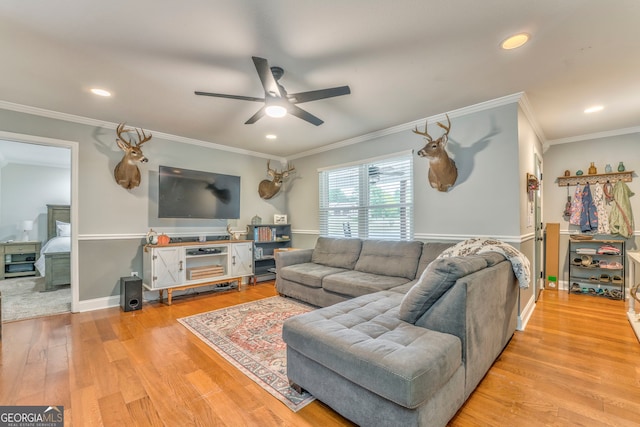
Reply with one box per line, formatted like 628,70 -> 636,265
288,85 -> 351,104
245,106 -> 266,124
195,91 -> 264,102
289,105 -> 324,126
252,56 -> 282,98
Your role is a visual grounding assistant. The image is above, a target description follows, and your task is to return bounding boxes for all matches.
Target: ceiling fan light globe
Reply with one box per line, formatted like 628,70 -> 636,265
265,105 -> 287,118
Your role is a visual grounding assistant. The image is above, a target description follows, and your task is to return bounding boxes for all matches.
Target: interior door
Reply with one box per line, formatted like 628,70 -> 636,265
534,155 -> 543,300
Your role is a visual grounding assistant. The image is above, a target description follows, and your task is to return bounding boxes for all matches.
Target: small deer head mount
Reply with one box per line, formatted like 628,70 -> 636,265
114,123 -> 152,189
258,160 -> 295,199
226,224 -> 244,240
413,114 -> 458,192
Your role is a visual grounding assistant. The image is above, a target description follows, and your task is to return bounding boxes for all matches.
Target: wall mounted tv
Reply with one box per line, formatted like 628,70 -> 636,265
158,165 -> 241,219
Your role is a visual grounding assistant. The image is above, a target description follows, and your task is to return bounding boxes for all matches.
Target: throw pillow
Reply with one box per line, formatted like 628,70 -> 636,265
56,220 -> 71,237
399,255 -> 488,324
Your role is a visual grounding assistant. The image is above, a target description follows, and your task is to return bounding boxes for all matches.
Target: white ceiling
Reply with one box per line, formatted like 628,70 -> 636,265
1,0 -> 639,158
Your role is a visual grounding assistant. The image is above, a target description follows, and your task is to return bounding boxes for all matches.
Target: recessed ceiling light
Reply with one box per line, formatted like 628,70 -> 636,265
500,33 -> 530,50
90,88 -> 112,97
584,105 -> 604,113
266,134 -> 277,140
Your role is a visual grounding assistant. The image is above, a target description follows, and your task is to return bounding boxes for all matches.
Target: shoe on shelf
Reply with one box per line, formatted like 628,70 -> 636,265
600,274 -> 610,283
570,283 -> 582,294
608,289 -> 623,300
611,275 -> 623,284
603,261 -> 623,270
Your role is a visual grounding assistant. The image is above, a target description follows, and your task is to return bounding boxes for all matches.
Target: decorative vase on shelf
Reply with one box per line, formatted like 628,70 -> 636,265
605,164 -> 612,173
618,162 -> 625,172
588,162 -> 597,175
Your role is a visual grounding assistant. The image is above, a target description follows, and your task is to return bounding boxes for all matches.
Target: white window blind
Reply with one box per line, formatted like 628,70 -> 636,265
319,152 -> 413,240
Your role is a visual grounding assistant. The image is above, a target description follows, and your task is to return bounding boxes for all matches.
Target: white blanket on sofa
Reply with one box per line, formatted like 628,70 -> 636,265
437,238 -> 530,288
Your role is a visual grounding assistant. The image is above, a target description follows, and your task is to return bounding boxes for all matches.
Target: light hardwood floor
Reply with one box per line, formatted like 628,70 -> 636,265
1,282 -> 639,426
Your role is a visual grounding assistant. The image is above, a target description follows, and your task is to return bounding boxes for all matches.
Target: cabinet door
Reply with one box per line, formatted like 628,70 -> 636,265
152,247 -> 184,288
230,243 -> 253,277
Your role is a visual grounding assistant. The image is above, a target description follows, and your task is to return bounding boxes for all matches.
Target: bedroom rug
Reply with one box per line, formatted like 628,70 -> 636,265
0,276 -> 71,322
178,296 -> 316,412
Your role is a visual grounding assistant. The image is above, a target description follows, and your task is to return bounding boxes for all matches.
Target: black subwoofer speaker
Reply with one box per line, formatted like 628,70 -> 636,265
120,276 -> 142,312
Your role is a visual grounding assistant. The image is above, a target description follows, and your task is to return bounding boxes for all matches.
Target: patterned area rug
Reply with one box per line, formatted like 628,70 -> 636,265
178,296 -> 316,411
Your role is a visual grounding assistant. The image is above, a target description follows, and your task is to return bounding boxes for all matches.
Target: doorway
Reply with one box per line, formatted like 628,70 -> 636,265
533,153 -> 543,301
0,131 -> 79,319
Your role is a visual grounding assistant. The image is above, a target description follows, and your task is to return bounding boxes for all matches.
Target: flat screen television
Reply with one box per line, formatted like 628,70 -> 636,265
158,165 -> 241,219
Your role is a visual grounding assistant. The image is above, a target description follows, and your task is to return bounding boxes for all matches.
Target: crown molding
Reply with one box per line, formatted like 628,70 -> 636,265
287,92 -> 526,160
0,100 -> 285,163
517,92 -> 547,143
545,125 -> 640,148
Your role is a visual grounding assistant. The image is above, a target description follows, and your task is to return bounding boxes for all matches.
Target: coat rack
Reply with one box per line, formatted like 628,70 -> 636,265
556,171 -> 633,187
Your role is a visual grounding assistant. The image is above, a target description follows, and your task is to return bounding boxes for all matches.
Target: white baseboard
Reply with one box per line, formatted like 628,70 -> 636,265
76,295 -> 120,312
517,293 -> 536,331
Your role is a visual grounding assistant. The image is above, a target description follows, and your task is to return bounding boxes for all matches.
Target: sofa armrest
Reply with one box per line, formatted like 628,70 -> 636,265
275,248 -> 313,271
414,259 -> 518,398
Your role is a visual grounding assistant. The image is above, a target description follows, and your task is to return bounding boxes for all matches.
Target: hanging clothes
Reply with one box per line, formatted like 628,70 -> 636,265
580,183 -> 598,232
609,181 -> 635,238
569,184 -> 583,225
593,183 -> 610,234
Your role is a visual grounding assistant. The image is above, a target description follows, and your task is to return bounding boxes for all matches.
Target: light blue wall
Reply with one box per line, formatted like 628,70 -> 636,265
0,107 -> 287,300
288,103 -> 521,243
0,162 -> 70,242
543,132 -> 640,286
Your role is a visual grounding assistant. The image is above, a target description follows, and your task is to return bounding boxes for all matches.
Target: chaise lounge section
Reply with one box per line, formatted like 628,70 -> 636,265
278,237 -> 522,426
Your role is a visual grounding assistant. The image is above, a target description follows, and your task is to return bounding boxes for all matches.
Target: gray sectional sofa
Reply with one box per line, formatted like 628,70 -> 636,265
276,237 -> 520,427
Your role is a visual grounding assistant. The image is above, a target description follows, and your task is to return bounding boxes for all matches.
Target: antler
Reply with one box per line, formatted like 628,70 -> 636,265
116,123 -> 152,147
412,122 -> 432,142
436,114 -> 451,138
412,114 -> 451,143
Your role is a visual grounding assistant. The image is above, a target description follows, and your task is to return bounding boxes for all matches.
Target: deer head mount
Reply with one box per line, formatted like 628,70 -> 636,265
413,114 -> 458,192
114,123 -> 152,189
258,160 -> 295,199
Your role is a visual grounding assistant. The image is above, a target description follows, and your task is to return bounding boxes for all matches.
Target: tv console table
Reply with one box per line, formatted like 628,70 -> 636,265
143,240 -> 253,305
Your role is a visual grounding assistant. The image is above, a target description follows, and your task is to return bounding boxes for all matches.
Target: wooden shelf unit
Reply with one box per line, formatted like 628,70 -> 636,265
247,224 -> 291,283
556,170 -> 633,187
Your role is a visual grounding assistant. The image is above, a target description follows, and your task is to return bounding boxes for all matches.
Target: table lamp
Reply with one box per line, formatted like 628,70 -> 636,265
22,220 -> 33,241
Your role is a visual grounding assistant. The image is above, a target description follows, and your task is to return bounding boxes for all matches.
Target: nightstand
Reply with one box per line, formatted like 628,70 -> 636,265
0,241 -> 41,280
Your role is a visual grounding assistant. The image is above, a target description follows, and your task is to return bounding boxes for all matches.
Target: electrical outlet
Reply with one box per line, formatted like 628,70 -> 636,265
131,271 -> 139,277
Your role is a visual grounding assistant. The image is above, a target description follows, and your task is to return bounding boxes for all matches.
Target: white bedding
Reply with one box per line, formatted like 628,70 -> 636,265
35,236 -> 70,276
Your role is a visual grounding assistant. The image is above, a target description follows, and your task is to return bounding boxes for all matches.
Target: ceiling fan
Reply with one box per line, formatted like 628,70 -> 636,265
195,56 -> 351,126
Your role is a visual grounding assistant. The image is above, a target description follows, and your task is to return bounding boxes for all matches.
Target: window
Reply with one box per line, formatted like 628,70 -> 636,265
319,151 -> 413,240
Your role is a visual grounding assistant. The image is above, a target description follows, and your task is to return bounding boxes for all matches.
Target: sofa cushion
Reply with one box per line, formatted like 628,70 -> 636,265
399,255 -> 488,324
311,237 -> 363,269
322,270 -> 411,298
354,240 -> 423,279
283,291 -> 462,409
279,263 -> 347,289
415,242 -> 455,278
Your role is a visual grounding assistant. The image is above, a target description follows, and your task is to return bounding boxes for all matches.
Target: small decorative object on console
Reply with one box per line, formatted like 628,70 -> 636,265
146,228 -> 158,245
157,234 -> 170,245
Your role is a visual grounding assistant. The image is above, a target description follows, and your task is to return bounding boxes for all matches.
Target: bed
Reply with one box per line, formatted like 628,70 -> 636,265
34,204 -> 71,291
